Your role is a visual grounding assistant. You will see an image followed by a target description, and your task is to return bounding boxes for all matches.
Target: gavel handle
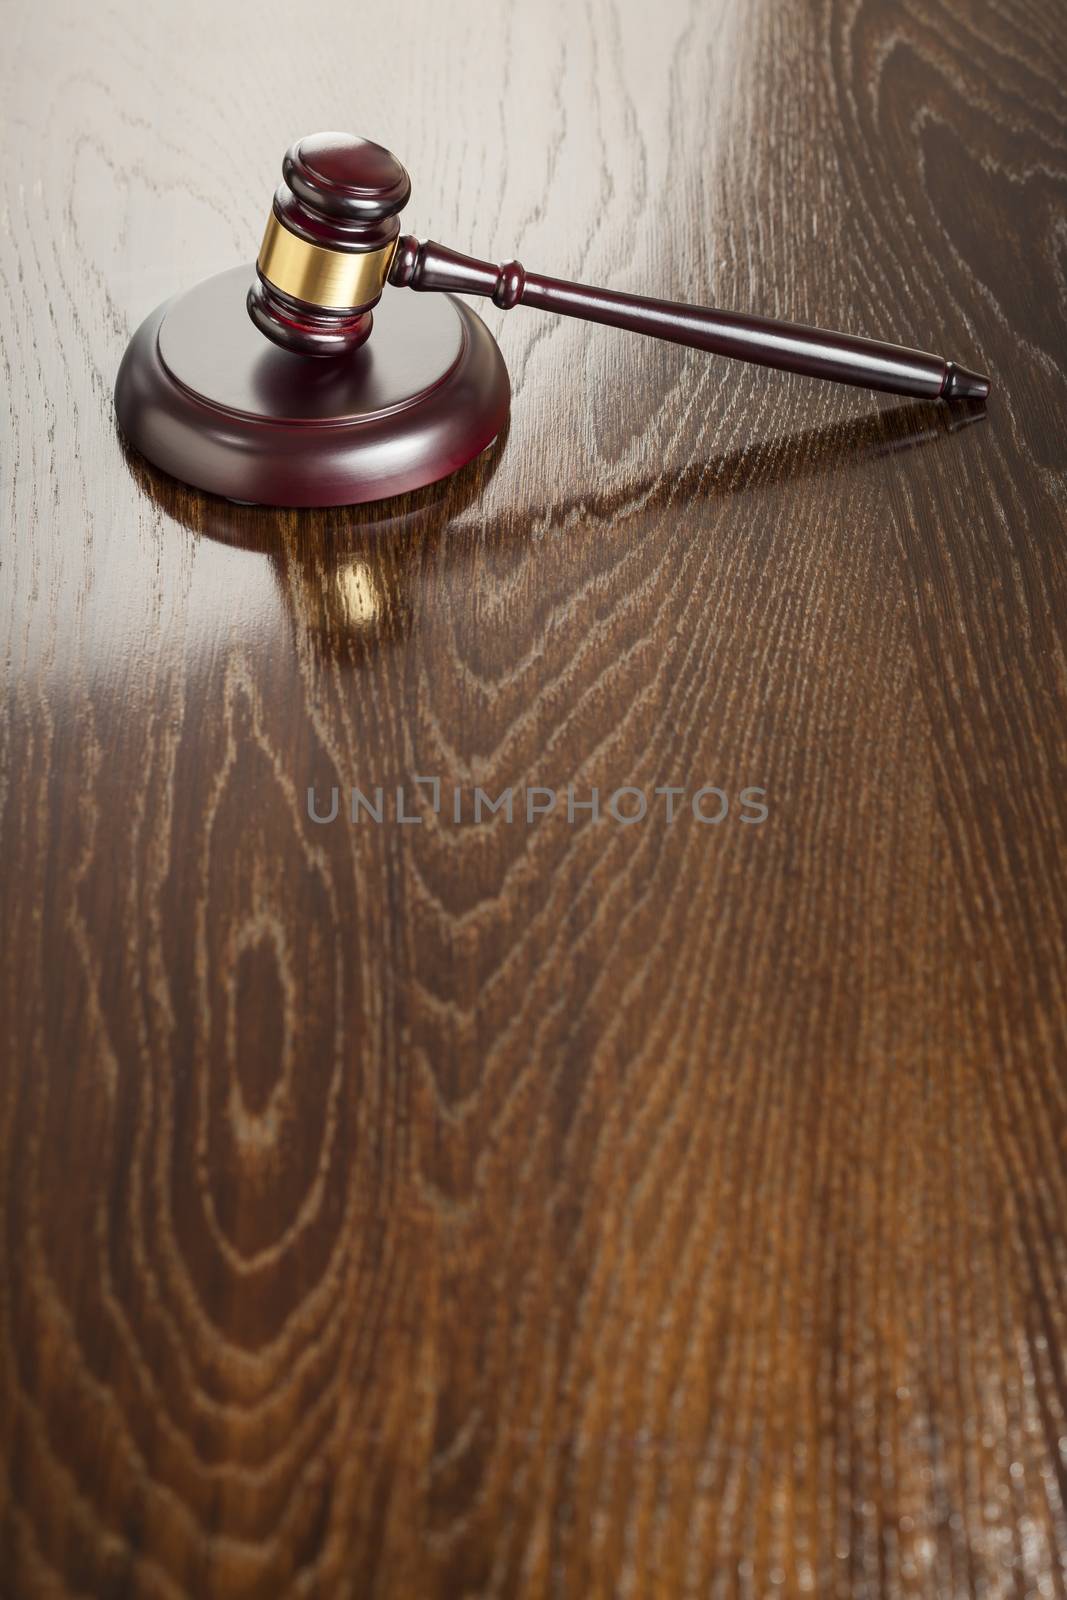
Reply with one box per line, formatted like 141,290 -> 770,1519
389,237 -> 989,402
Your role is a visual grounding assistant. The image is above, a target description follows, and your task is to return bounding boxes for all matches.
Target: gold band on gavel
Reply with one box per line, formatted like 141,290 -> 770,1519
256,213 -> 397,309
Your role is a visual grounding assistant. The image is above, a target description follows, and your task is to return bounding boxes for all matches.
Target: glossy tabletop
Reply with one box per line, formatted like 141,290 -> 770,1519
1,1 -> 1065,1595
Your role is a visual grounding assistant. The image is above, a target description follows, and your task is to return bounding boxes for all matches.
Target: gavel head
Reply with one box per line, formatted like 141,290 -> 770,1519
247,133 -> 411,357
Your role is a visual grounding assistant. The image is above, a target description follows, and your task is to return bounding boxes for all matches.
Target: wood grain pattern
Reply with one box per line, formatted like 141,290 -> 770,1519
1,0 -> 1066,1594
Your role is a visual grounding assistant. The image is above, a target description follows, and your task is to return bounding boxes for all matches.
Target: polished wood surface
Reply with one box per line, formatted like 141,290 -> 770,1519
2,1 -> 1066,1595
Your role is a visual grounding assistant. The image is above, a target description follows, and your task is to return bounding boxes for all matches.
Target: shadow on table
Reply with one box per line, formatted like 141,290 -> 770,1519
121,399 -> 985,657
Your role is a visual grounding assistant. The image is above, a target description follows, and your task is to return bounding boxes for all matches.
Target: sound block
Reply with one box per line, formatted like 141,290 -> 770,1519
115,266 -> 510,506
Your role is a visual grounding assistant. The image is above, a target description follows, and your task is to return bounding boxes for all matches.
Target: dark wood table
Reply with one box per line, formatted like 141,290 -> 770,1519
2,1 -> 1065,1594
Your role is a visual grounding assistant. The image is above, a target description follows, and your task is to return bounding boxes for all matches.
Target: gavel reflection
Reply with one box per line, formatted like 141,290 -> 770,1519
125,396 -> 983,664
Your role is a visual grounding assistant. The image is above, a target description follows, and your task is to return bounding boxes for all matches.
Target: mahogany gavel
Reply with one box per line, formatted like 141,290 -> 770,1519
114,130 -> 991,507
248,131 -> 990,401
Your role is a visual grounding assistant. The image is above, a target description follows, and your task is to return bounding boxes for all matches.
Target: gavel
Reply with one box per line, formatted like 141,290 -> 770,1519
248,131 -> 989,401
114,130 -> 990,507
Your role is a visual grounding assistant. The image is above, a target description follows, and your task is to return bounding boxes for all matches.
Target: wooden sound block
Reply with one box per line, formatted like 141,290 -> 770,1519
115,266 -> 510,506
